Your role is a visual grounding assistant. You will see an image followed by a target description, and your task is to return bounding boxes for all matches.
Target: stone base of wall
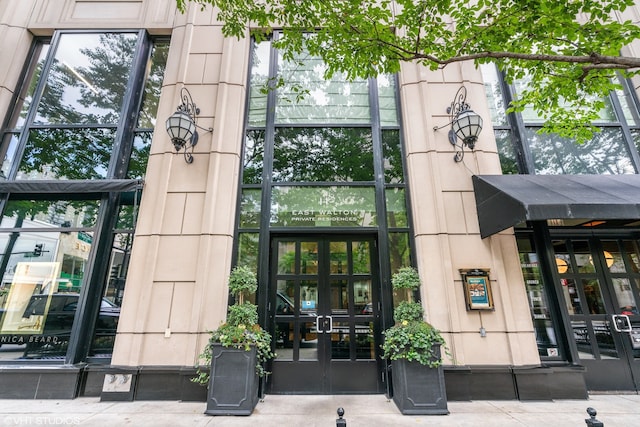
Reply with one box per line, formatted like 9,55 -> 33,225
444,365 -> 588,401
0,364 -> 587,401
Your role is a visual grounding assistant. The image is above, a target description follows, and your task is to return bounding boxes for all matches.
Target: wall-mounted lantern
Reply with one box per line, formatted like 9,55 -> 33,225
165,87 -> 213,164
434,86 -> 483,162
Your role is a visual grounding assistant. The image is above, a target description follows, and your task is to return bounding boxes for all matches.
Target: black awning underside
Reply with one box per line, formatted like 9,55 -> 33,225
0,179 -> 144,199
472,174 -> 640,238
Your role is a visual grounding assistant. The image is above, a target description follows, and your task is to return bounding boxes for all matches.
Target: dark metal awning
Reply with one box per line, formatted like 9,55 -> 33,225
472,174 -> 640,238
0,179 -> 144,199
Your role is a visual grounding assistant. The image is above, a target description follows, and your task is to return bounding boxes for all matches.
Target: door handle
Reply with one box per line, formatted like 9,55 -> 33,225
612,314 -> 632,332
315,316 -> 333,333
325,316 -> 333,333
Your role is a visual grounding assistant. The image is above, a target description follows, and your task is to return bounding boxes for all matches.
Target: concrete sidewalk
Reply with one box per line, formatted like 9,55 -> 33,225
0,394 -> 638,426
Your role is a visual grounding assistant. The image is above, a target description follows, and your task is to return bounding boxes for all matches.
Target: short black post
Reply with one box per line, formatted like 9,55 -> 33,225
585,407 -> 604,427
336,407 -> 346,427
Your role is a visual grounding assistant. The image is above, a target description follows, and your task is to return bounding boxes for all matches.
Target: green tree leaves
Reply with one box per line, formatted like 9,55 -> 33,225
178,0 -> 640,140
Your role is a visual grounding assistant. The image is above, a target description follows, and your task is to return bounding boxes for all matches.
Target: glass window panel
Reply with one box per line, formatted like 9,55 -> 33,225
243,130 -> 265,184
593,320 -> 617,359
526,127 -> 635,175
561,279 -> 582,315
480,63 -> 508,126
299,325 -> 318,360
0,231 -> 97,360
9,43 -> 51,130
0,133 -> 20,180
239,189 -> 262,229
552,240 -> 574,274
615,83 -> 640,127
127,131 -> 152,179
495,130 -> 519,175
276,279 -> 295,313
273,128 -> 374,182
389,232 -> 410,273
116,203 -> 138,230
355,321 -> 375,359
136,40 -> 169,129
386,188 -> 408,228
377,75 -> 398,126
354,280 -> 372,313
2,199 -> 100,229
632,129 -> 640,156
514,77 -> 617,124
625,241 -> 640,272
352,241 -> 371,274
330,279 -> 349,314
382,129 -> 403,183
35,33 -> 138,125
573,241 -> 595,273
277,242 -> 296,274
583,279 -> 606,314
600,241 -> 623,272
612,278 -> 637,314
274,321 -> 295,359
572,320 -> 595,359
247,40 -> 271,127
89,232 -> 130,357
518,236 -> 560,357
331,320 -> 351,359
276,53 -> 370,124
329,242 -> 347,274
237,233 -> 259,271
270,186 -> 377,227
299,280 -> 317,313
17,128 -> 117,180
300,242 -> 318,274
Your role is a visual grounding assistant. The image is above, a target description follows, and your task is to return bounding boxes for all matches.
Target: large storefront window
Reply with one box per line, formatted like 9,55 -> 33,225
480,63 -> 640,175
0,31 -> 167,362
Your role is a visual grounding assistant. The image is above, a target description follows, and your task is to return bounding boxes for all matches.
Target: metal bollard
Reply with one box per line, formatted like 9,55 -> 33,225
336,407 -> 346,427
585,407 -> 604,427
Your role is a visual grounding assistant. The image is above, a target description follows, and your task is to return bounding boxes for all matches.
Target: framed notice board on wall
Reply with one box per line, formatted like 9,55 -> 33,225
460,269 -> 494,311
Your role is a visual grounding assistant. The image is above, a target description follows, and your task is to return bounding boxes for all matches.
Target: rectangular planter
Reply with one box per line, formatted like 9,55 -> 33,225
391,346 -> 448,415
205,343 -> 259,416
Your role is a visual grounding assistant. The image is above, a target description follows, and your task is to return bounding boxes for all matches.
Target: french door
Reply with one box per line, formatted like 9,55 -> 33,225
554,238 -> 640,390
267,235 -> 384,394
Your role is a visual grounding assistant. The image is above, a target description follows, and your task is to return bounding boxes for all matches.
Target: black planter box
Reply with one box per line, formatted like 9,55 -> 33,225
391,347 -> 449,415
205,344 -> 259,416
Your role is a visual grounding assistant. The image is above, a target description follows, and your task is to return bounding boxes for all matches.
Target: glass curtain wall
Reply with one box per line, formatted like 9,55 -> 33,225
0,31 -> 168,362
237,34 -> 411,305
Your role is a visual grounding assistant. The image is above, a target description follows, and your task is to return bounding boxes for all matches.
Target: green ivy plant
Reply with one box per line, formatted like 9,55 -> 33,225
382,267 -> 447,368
193,266 -> 275,385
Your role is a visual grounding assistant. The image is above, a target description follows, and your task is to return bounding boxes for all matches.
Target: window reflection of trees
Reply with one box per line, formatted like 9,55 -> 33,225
276,54 -> 370,125
527,127 -> 635,175
243,130 -> 265,185
273,128 -> 374,182
16,33 -> 165,181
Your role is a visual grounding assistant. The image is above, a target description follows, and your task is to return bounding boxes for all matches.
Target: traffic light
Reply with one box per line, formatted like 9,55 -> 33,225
33,243 -> 43,257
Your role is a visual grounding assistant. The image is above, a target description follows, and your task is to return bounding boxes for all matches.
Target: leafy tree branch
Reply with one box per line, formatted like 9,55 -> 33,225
176,0 -> 640,139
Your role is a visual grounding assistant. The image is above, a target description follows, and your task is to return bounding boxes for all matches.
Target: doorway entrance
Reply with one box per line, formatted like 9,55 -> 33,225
267,235 -> 384,394
553,238 -> 640,391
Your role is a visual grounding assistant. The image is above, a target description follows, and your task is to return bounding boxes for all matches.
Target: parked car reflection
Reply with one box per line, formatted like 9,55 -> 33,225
18,293 -> 119,358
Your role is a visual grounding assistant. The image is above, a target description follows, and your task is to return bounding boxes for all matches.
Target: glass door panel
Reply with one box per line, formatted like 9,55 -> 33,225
269,236 -> 382,394
555,238 -> 640,391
